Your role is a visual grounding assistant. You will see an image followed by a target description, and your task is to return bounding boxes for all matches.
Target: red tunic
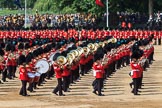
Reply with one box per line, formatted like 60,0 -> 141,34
79,54 -> 86,65
19,66 -> 28,80
12,58 -> 17,66
0,62 -> 5,71
130,61 -> 143,78
93,62 -> 104,78
62,66 -> 71,77
53,64 -> 62,78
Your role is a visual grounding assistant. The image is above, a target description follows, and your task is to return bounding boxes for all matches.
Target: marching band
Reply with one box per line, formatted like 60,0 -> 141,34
0,28 -> 155,97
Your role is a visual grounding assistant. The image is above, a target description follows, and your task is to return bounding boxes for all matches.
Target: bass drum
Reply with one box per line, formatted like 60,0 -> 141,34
35,59 -> 50,74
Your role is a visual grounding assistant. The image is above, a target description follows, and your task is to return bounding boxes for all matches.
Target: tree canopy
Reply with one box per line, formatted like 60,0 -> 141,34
0,0 -> 162,15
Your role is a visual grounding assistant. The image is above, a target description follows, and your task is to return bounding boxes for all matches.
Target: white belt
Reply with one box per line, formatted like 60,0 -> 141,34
132,69 -> 139,71
93,70 -> 102,76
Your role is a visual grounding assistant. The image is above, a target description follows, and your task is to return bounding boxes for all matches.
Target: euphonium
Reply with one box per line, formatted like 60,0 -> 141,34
70,50 -> 79,57
77,47 -> 84,56
83,47 -> 90,56
67,53 -> 75,60
98,42 -> 105,48
56,56 -> 67,67
66,54 -> 74,65
0,56 -> 4,62
111,38 -> 117,43
8,53 -> 15,59
94,43 -> 99,48
87,43 -> 95,53
87,43 -> 95,50
22,51 -> 26,56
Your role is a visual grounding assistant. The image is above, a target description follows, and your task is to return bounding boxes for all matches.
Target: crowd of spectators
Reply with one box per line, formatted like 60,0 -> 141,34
0,11 -> 162,31
0,12 -> 98,30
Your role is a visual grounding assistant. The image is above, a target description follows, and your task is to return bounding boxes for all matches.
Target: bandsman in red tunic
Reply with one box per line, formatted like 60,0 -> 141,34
52,53 -> 65,96
18,55 -> 29,96
92,57 -> 105,96
0,48 -> 5,83
92,47 -> 105,96
130,53 -> 143,95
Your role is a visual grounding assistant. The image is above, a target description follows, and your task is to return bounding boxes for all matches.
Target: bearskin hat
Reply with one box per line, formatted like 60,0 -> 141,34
33,49 -> 39,58
17,36 -> 23,42
51,42 -> 56,48
55,43 -> 61,50
12,40 -> 17,45
0,42 -> 5,49
61,51 -> 67,57
24,42 -> 30,49
53,52 -> 61,61
5,44 -> 11,51
18,55 -> 26,65
11,44 -> 16,52
94,47 -> 104,62
0,49 -> 5,56
26,53 -> 33,64
18,43 -> 24,49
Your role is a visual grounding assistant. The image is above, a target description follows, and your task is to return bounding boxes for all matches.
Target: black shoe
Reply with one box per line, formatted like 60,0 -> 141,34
134,93 -> 140,95
131,90 -> 134,93
93,91 -> 97,95
44,80 -> 47,82
30,90 -> 36,93
98,94 -> 104,96
38,84 -> 43,86
0,81 -> 3,84
34,87 -> 39,89
53,92 -> 58,96
22,94 -> 30,96
19,93 -> 23,95
129,83 -> 133,88
138,90 -> 141,92
59,94 -> 65,96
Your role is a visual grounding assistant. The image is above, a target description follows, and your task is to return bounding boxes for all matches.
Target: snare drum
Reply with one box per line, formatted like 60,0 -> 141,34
27,72 -> 35,83
34,72 -> 41,82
